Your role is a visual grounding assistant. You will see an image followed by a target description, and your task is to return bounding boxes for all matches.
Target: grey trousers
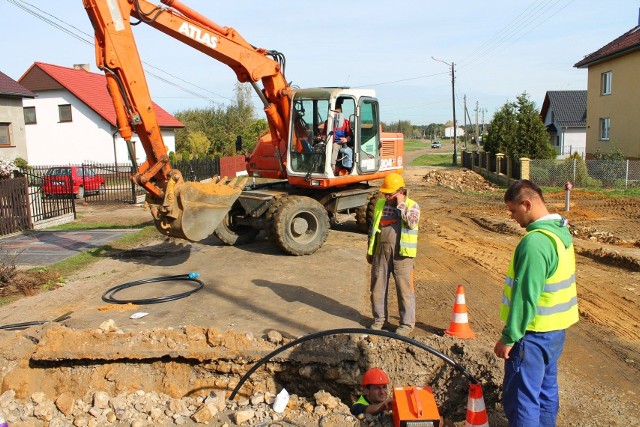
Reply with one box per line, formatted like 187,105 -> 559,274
370,243 -> 415,327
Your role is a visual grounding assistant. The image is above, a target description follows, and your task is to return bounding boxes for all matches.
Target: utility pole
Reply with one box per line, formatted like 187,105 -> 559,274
463,95 -> 467,151
432,57 -> 457,165
474,101 -> 479,149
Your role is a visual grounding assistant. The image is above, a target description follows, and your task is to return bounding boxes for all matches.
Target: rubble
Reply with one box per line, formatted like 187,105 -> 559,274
423,169 -> 500,193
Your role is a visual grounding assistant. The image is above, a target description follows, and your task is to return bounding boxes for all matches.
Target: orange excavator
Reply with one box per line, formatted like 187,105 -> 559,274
82,0 -> 404,255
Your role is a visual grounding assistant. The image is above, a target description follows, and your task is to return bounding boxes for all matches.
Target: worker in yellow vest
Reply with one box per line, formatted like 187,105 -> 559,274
367,172 -> 420,336
494,179 -> 579,426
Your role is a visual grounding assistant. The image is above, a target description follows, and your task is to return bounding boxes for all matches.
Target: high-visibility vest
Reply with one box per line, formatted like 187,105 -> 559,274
367,198 -> 419,258
355,395 -> 370,406
500,229 -> 579,331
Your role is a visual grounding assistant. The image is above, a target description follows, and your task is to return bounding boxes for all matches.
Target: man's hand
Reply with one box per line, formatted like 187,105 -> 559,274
494,339 -> 512,359
366,254 -> 373,264
395,191 -> 406,205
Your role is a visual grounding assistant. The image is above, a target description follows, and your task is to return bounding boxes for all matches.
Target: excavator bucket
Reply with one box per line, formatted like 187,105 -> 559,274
153,176 -> 247,241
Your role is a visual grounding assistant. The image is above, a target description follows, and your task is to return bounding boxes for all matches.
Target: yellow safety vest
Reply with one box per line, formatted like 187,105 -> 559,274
500,229 -> 579,331
367,198 -> 419,258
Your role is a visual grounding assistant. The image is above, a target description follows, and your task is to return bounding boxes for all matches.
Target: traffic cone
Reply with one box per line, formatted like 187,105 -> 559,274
465,383 -> 489,427
444,284 -> 475,339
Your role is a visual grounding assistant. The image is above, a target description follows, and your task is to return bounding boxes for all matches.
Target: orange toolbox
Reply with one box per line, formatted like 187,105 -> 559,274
392,385 -> 441,427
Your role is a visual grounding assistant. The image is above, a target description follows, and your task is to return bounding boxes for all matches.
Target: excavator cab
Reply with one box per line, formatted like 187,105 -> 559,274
288,88 -> 383,183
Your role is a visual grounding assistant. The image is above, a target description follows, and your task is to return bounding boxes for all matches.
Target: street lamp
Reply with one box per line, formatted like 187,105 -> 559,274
431,57 -> 457,165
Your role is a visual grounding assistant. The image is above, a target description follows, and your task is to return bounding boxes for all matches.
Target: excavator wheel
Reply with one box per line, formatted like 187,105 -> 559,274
355,191 -> 382,234
271,195 -> 330,256
213,204 -> 260,245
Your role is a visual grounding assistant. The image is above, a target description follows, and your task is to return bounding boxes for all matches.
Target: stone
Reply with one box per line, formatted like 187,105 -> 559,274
233,410 -> 255,425
55,392 -> 75,416
92,391 -> 110,409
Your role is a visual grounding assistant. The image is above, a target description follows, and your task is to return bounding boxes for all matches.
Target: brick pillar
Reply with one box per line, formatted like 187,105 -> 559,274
520,157 -> 530,180
507,156 -> 513,180
496,153 -> 504,179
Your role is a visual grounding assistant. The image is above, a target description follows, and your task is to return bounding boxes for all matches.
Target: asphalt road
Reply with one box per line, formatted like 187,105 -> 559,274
0,229 -> 138,267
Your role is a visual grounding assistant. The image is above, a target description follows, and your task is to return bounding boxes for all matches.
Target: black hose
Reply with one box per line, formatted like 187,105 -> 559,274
0,311 -> 72,331
230,328 -> 480,400
101,273 -> 204,305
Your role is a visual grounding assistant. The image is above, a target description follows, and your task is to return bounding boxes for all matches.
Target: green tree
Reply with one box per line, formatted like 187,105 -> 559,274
186,131 -> 211,159
485,92 -> 554,159
484,102 -> 517,155
174,83 -> 268,158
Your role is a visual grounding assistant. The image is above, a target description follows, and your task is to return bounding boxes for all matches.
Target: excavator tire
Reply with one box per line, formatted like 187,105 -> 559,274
271,195 -> 330,256
263,196 -> 285,243
355,191 -> 382,234
213,206 -> 260,246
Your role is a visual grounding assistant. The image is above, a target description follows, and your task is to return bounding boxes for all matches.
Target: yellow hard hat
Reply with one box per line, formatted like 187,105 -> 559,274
380,172 -> 405,193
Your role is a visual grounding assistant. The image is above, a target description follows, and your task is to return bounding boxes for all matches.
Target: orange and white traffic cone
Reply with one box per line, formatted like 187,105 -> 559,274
444,284 -> 475,339
465,383 -> 489,427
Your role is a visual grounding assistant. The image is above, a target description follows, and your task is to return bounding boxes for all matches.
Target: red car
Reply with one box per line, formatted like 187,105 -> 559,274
42,166 -> 106,199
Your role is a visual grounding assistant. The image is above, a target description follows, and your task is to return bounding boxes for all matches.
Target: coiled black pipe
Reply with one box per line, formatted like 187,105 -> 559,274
230,327 -> 480,400
101,273 -> 203,304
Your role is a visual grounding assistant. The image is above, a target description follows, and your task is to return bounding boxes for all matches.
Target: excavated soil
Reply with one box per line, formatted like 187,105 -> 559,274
0,166 -> 639,426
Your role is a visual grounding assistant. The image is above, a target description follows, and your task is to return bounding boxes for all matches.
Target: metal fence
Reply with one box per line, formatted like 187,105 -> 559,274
529,158 -> 640,188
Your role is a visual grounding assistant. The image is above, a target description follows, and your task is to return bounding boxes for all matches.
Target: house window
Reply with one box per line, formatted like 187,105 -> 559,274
23,106 -> 37,124
0,123 -> 10,146
599,118 -> 610,140
58,104 -> 72,122
601,71 -> 612,95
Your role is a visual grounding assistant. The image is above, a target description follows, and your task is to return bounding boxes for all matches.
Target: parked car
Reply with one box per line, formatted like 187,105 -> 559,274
431,141 -> 442,149
42,166 -> 106,199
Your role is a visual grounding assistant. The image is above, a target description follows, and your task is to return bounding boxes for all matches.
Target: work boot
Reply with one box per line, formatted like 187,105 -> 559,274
395,325 -> 414,336
369,321 -> 385,331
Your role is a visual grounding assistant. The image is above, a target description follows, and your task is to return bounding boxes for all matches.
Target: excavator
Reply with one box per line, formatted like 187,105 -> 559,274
82,0 -> 404,255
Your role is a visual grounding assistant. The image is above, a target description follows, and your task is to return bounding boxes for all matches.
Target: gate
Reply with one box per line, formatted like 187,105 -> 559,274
0,177 -> 32,235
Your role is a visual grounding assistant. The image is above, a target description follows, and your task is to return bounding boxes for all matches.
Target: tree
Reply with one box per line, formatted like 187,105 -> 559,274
484,92 -> 554,159
174,83 -> 268,158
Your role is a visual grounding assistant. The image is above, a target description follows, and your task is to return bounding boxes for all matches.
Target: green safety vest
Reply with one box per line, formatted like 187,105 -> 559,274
367,198 -> 419,258
500,229 -> 579,331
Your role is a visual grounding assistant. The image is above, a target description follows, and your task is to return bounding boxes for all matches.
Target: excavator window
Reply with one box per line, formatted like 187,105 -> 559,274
289,98 -> 329,174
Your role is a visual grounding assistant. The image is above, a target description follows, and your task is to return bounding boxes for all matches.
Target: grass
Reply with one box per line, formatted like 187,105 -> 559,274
47,225 -> 158,278
47,221 -> 150,231
410,153 -> 459,167
404,139 -> 432,151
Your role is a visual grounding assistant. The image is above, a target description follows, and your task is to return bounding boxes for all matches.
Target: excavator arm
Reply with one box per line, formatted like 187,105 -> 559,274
81,0 -> 293,240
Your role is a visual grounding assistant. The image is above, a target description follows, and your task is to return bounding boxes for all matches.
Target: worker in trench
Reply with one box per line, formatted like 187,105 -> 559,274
494,179 -> 579,426
350,367 -> 393,424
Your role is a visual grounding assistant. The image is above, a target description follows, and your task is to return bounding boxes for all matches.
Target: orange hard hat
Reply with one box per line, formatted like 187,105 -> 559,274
361,367 -> 390,387
380,173 -> 405,194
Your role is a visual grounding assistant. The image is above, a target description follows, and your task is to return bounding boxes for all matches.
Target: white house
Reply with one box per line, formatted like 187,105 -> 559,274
18,62 -> 183,166
444,127 -> 465,138
540,90 -> 587,157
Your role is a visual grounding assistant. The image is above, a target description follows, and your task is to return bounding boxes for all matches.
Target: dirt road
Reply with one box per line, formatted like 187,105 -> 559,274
0,166 -> 638,425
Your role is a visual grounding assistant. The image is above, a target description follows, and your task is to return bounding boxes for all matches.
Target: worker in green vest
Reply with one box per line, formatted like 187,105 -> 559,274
494,179 -> 579,426
367,172 -> 420,336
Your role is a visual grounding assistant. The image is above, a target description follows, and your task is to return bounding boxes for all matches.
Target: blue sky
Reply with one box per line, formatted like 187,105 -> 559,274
1,0 -> 637,125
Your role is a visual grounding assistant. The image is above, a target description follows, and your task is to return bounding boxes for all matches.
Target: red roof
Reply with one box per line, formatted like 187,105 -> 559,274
575,26 -> 640,68
19,62 -> 183,128
0,70 -> 34,98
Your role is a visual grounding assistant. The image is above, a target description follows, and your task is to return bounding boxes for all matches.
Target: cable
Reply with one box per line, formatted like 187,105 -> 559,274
101,273 -> 204,305
0,311 -> 72,331
230,327 -> 480,401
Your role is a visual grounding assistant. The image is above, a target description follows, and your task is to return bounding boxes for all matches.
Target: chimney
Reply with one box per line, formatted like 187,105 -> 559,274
73,64 -> 90,72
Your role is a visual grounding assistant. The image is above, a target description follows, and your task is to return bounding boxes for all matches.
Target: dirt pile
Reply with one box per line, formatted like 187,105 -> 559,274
423,169 -> 500,192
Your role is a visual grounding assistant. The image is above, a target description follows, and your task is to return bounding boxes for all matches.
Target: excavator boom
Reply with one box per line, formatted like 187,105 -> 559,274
81,0 -> 290,240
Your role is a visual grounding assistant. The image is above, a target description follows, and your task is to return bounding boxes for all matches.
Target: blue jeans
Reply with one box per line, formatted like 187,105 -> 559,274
503,330 -> 566,427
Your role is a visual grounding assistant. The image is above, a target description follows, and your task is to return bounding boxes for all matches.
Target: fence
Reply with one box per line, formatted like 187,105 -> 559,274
462,150 -> 639,189
529,158 -> 640,188
0,158 -> 222,237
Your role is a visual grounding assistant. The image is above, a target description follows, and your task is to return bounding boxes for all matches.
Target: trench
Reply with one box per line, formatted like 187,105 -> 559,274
3,326 -> 504,424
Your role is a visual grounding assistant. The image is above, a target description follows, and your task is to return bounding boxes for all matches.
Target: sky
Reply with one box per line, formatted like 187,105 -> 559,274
1,0 -> 638,126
